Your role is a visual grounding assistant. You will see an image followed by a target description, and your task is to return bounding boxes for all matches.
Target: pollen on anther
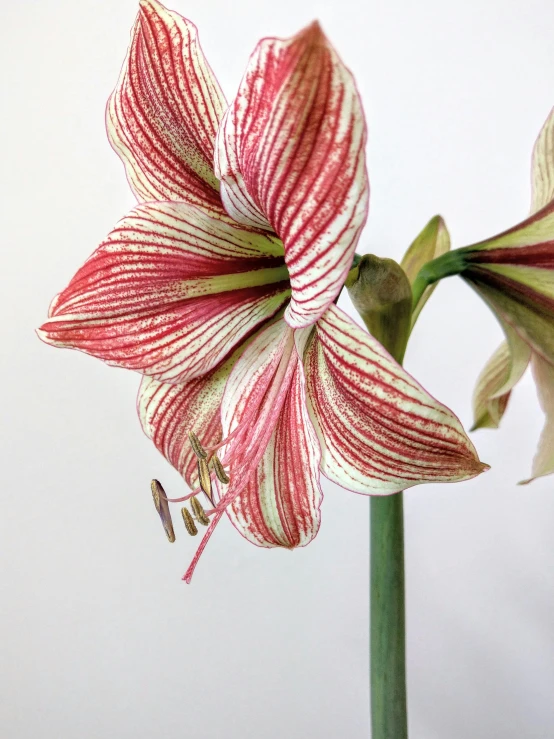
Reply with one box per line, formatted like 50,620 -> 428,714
189,431 -> 207,460
151,479 -> 175,543
190,496 -> 210,526
198,457 -> 213,503
212,454 -> 230,484
181,506 -> 198,536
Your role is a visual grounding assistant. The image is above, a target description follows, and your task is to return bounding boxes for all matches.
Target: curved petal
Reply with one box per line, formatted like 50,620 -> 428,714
462,265 -> 554,366
520,354 -> 554,483
227,352 -> 323,549
401,215 -> 451,325
107,0 -> 228,216
138,351 -> 238,488
304,305 -> 488,495
531,107 -> 554,214
216,320 -> 322,548
215,22 -> 369,329
38,202 -> 290,383
471,324 -> 531,430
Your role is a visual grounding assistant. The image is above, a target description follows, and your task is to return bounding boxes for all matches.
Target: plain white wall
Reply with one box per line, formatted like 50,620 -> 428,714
2,0 -> 554,737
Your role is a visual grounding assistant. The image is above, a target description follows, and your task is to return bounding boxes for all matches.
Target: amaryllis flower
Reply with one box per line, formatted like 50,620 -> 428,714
457,107 -> 554,482
38,0 -> 486,580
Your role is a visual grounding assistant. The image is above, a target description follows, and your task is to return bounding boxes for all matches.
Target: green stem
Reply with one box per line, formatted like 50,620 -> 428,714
411,249 -> 468,312
370,494 -> 407,739
347,259 -> 412,739
369,318 -> 408,739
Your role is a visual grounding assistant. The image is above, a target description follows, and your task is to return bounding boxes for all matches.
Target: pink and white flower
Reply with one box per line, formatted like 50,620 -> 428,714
38,0 -> 486,580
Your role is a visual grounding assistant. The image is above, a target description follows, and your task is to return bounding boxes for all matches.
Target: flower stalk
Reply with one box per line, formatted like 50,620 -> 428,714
348,256 -> 412,739
411,249 -> 468,313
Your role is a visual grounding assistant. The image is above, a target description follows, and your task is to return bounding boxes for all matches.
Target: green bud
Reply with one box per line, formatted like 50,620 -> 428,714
346,255 -> 412,363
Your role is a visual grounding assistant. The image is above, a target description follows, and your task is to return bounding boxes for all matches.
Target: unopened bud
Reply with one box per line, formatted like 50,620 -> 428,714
346,255 -> 412,363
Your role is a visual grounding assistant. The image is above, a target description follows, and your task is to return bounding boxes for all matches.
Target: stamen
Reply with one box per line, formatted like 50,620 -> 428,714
189,431 -> 207,460
198,457 -> 213,503
211,454 -> 230,484
151,479 -> 175,543
190,496 -> 210,526
181,507 -> 198,536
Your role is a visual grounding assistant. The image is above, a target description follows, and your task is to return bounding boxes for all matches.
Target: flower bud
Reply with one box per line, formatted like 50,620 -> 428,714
346,255 -> 412,362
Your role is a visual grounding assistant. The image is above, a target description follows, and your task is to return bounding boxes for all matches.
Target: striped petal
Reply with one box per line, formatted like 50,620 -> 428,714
471,328 -> 532,432
304,305 -> 487,495
107,0 -> 227,216
215,22 -> 369,329
401,215 -> 451,324
220,320 -> 322,548
38,202 -> 290,383
531,107 -> 554,214
459,197 -> 554,365
138,351 -> 238,488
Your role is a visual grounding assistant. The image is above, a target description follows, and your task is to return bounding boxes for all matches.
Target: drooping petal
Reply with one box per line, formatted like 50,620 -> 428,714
107,0 -> 228,216
218,320 -> 322,547
401,215 -> 451,324
520,354 -> 554,483
531,107 -> 554,214
138,351 -> 239,488
472,343 -> 512,430
227,354 -> 323,549
462,262 -> 554,365
304,305 -> 487,495
471,323 -> 531,430
38,202 -> 290,383
215,22 -> 369,329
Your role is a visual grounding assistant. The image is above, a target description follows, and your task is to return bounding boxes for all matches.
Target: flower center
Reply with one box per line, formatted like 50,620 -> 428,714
180,265 -> 290,299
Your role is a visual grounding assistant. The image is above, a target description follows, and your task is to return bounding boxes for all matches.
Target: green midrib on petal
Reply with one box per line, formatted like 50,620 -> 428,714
181,265 -> 290,299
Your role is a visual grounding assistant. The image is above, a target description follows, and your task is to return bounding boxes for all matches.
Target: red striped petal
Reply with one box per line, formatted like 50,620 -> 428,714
107,0 -> 228,216
138,352 -> 238,488
305,305 -> 487,494
38,202 -> 290,383
220,320 -> 322,548
215,22 -> 369,329
227,358 -> 323,549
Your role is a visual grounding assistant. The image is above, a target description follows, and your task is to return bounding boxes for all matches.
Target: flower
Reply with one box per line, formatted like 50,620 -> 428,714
458,107 -> 554,482
38,0 -> 486,579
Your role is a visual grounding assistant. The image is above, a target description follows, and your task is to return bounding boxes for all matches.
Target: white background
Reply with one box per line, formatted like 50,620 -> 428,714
2,0 -> 554,737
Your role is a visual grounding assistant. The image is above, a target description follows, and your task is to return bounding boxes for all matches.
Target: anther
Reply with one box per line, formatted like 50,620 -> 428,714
189,431 -> 207,460
190,496 -> 210,526
198,457 -> 213,503
151,479 -> 175,543
211,454 -> 230,484
181,506 -> 198,536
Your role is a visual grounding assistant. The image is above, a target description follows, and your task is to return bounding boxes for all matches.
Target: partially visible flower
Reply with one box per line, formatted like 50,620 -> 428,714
38,0 -> 486,579
458,107 -> 554,482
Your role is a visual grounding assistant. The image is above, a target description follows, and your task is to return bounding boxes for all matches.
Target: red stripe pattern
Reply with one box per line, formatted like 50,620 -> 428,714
138,351 -> 238,488
220,320 -> 323,548
227,358 -> 323,548
38,202 -> 290,383
107,0 -> 228,217
215,22 -> 369,329
304,305 -> 487,494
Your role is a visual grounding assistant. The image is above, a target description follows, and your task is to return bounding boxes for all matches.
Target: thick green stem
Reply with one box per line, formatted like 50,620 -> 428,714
347,249 -> 469,738
370,494 -> 407,739
369,319 -> 408,739
346,255 -> 411,739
